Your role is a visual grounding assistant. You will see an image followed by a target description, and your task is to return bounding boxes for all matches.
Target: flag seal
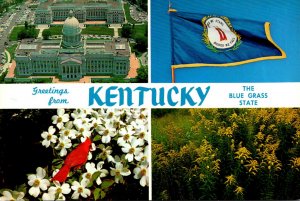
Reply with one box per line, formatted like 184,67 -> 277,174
202,16 -> 242,53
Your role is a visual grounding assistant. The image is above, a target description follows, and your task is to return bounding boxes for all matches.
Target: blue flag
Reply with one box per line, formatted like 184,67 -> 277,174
169,11 -> 286,82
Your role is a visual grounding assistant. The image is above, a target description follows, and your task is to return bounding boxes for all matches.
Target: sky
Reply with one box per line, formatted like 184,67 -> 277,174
151,0 -> 300,83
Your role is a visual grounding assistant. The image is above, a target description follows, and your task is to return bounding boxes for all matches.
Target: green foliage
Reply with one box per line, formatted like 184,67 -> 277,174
82,26 -> 114,36
124,3 -> 138,24
121,24 -> 133,38
47,26 -> 63,35
9,26 -> 24,41
134,36 -> 147,53
153,109 -> 300,200
42,29 -> 51,40
6,44 -> 17,61
0,70 -> 8,83
136,65 -> 148,83
132,23 -> 147,39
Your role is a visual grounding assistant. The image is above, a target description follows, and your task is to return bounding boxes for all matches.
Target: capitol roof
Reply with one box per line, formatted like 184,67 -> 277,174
62,10 -> 80,35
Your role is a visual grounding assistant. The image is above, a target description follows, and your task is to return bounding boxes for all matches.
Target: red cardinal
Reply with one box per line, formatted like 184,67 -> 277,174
52,138 -> 92,183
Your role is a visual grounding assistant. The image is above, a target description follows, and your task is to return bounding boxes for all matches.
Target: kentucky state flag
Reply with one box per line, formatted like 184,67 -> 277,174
169,10 -> 286,82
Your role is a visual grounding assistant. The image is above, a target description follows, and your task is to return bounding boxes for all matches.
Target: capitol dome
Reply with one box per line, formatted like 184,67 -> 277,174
62,10 -> 81,48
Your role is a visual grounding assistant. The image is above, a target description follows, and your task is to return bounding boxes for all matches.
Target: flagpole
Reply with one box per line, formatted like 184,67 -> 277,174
172,66 -> 175,83
169,0 -> 176,83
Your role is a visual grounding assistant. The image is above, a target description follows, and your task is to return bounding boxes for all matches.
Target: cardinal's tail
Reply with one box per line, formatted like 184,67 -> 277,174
51,165 -> 70,183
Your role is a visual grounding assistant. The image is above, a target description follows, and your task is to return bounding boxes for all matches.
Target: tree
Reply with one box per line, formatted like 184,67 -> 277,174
42,29 -> 51,40
136,65 -> 148,83
24,21 -> 28,29
121,24 -> 132,38
135,36 -> 147,53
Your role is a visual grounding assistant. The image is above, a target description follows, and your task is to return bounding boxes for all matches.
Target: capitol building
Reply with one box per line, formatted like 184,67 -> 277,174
35,0 -> 124,24
15,11 -> 130,81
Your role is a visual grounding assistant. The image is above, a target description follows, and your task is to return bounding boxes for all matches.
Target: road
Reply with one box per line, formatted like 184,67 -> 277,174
0,1 -> 28,62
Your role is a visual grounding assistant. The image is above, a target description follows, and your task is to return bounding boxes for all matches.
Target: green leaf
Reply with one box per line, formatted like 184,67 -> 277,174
92,171 -> 101,181
16,183 -> 27,193
93,188 -> 101,200
100,190 -> 106,199
93,135 -> 101,142
101,179 -> 114,189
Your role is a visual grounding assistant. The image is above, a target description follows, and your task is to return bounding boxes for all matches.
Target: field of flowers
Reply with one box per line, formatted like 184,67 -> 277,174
0,109 -> 149,200
152,108 -> 300,200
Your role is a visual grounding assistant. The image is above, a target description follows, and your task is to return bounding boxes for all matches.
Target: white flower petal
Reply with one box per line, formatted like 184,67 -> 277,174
29,186 -> 40,198
36,167 -> 46,179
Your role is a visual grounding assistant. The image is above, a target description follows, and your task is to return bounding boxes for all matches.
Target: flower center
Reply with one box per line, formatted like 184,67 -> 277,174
56,187 -> 62,194
64,130 -> 70,136
59,142 -> 65,148
139,132 -> 145,139
124,134 -> 130,141
139,114 -> 145,119
104,130 -> 109,136
79,128 -> 84,133
115,170 -> 121,176
33,179 -> 40,187
93,123 -> 98,128
129,148 -> 135,154
57,117 -> 62,123
102,150 -> 107,156
141,156 -> 146,161
114,121 -> 120,128
78,187 -> 83,193
141,168 -> 147,176
47,134 -> 52,140
108,112 -> 113,118
86,173 -> 92,179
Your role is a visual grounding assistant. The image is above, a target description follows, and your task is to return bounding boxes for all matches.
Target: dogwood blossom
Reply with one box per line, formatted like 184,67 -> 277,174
52,109 -> 69,130
98,120 -> 117,143
28,167 -> 50,197
133,163 -> 149,187
41,126 -> 57,148
110,162 -> 131,183
122,138 -> 143,162
117,125 -> 135,146
0,190 -> 25,201
71,180 -> 91,199
55,138 -> 72,157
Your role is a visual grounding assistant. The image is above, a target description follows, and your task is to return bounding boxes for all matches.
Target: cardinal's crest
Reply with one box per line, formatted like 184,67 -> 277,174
202,16 -> 242,53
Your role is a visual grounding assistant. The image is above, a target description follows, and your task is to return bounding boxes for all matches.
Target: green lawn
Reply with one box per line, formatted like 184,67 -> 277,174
6,44 -> 18,61
132,23 -> 147,38
9,26 -> 24,41
9,26 -> 39,41
124,3 -> 138,24
82,26 -> 114,36
47,26 -> 63,35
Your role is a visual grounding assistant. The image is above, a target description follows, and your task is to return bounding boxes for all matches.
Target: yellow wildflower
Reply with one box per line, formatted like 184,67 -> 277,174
290,157 -> 300,171
199,173 -> 206,181
235,146 -> 252,161
224,175 -> 236,186
245,159 -> 259,175
256,132 -> 265,141
234,186 -> 244,195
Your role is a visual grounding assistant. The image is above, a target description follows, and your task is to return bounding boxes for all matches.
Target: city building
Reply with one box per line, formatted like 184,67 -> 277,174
15,11 -> 130,81
35,0 -> 125,24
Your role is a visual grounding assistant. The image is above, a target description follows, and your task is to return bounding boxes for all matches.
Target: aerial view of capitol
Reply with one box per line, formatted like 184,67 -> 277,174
0,0 -> 148,83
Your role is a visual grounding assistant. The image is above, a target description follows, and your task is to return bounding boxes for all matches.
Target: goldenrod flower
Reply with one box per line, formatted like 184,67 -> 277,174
235,147 -> 251,161
290,157 -> 300,171
224,175 -> 236,186
245,159 -> 259,175
234,186 -> 244,195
